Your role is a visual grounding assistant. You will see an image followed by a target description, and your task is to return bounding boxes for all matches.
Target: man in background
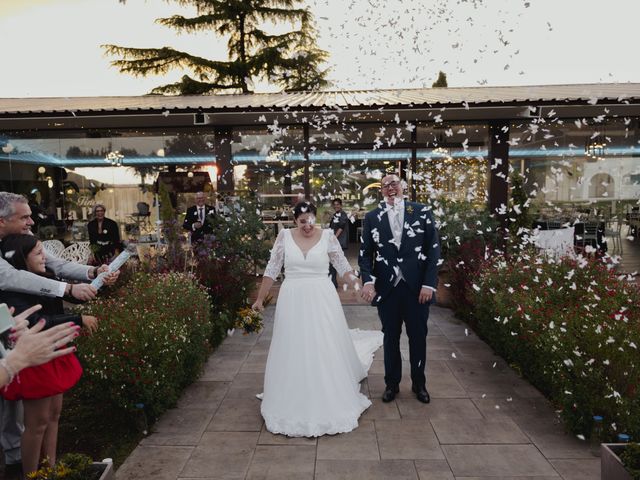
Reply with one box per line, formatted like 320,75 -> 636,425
329,198 -> 349,288
182,191 -> 215,245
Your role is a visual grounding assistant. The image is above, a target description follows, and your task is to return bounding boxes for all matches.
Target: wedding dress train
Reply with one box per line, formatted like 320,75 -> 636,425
260,228 -> 383,437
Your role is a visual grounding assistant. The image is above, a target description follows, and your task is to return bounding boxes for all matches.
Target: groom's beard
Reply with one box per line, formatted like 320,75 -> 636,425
384,196 -> 402,207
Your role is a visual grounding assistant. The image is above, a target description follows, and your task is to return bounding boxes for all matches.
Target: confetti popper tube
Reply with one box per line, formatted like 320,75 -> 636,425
90,246 -> 135,289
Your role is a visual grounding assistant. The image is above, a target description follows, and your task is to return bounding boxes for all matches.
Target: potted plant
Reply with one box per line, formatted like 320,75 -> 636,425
601,443 -> 640,480
26,453 -> 114,480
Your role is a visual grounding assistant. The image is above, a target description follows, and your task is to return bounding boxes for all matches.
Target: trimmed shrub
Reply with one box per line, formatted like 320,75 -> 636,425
470,254 -> 640,441
74,271 -> 213,420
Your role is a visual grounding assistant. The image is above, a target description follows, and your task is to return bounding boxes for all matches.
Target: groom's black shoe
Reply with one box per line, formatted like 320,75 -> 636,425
382,386 -> 399,403
412,385 -> 431,404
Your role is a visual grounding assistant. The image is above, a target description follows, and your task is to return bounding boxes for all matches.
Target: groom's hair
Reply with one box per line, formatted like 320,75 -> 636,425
293,201 -> 317,219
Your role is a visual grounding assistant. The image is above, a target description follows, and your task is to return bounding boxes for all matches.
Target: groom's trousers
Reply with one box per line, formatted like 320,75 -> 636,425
376,280 -> 430,390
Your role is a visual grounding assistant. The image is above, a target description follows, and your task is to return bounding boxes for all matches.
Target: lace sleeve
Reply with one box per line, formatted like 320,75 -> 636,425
327,230 -> 353,278
263,229 -> 286,280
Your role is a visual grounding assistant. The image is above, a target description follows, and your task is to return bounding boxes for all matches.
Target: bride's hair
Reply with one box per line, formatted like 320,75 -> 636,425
293,201 -> 317,219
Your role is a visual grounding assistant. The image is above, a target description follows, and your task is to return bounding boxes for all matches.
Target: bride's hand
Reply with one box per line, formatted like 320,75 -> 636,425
251,300 -> 264,312
346,273 -> 361,291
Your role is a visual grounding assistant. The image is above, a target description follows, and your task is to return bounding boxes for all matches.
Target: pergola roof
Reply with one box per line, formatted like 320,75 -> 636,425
1,83 -> 639,116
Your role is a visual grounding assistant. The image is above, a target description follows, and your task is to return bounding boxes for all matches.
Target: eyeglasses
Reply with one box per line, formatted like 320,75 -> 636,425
94,209 -> 105,213
381,181 -> 400,189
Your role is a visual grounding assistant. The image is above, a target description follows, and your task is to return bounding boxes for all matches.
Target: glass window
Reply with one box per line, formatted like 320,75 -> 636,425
509,118 -> 640,217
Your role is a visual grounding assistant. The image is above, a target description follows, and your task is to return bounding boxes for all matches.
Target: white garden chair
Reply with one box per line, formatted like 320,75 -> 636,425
59,241 -> 92,264
42,239 -> 65,258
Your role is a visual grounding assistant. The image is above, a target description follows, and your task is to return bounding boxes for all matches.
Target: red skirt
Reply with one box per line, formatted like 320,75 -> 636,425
2,352 -> 82,400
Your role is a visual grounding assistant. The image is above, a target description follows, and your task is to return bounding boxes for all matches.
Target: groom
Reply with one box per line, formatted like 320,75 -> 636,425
358,174 -> 441,403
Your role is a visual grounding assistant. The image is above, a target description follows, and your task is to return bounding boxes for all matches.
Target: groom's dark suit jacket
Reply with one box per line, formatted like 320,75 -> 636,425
359,201 -> 441,304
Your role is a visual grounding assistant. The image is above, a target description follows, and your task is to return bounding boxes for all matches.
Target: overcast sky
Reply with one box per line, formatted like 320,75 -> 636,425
1,0 -> 639,98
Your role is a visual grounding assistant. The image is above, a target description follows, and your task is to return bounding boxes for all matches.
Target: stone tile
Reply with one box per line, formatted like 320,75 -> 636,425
239,353 -> 268,373
396,398 -> 483,420
245,445 -> 315,479
549,458 -> 601,480
315,459 -> 418,480
375,419 -> 444,460
446,358 -> 512,376
456,477 -> 560,480
153,408 -> 213,435
139,431 -> 204,447
257,425 -> 317,446
180,432 -> 259,479
414,459 -> 455,480
472,397 -> 556,421
366,372 -> 422,397
200,353 -> 246,381
427,360 -> 456,376
517,421 -> 592,459
361,398 -> 401,421
369,359 -> 386,376
317,420 -> 380,460
227,372 -> 265,389
426,371 -> 468,398
431,417 -> 529,444
116,445 -> 193,480
176,381 -> 229,410
442,445 -> 558,477
451,341 -> 502,361
207,397 -> 263,432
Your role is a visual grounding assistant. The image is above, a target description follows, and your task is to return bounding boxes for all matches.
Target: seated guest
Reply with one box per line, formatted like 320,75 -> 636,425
0,234 -> 98,477
182,192 -> 215,245
87,204 -> 121,263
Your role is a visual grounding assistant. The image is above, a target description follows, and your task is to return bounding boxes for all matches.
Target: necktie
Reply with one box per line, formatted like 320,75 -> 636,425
390,205 -> 402,246
199,207 -> 204,223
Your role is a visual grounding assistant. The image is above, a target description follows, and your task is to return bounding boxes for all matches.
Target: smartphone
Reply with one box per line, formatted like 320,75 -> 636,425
0,303 -> 12,358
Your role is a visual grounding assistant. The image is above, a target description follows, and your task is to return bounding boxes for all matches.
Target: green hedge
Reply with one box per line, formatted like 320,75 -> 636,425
74,271 -> 213,420
470,254 -> 640,441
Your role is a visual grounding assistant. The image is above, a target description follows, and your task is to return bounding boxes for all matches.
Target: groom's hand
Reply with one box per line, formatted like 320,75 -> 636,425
418,287 -> 433,304
360,283 -> 376,303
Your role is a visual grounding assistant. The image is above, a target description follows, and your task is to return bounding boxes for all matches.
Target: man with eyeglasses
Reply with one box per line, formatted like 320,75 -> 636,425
358,174 -> 441,404
0,192 -> 119,476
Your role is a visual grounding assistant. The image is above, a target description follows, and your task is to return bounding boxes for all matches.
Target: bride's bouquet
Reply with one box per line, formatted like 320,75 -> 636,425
234,307 -> 264,335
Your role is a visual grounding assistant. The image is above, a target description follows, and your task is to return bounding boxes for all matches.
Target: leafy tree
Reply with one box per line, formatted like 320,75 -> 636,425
432,71 -> 448,88
105,0 -> 330,94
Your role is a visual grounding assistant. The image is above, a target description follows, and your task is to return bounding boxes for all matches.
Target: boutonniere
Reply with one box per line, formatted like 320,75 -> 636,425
406,205 -> 414,214
103,229 -> 108,234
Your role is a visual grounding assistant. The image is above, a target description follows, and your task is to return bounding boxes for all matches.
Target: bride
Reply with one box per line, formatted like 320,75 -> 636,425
252,201 -> 383,437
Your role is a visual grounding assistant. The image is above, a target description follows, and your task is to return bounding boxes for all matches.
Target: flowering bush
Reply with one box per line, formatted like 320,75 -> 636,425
431,199 -> 499,317
27,453 -> 101,480
470,253 -> 640,441
73,271 -> 212,420
433,198 -> 499,261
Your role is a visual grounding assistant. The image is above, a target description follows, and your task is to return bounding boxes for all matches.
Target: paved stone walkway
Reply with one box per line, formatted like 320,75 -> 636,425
116,306 -> 601,480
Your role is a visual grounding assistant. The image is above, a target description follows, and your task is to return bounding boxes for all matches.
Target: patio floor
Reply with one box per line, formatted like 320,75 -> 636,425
115,305 -> 601,480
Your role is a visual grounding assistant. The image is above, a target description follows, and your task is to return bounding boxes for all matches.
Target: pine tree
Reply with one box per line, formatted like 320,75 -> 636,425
104,0 -> 330,94
432,71 -> 448,88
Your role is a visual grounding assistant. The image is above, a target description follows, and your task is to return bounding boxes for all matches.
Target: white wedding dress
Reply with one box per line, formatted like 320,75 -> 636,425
260,228 -> 383,437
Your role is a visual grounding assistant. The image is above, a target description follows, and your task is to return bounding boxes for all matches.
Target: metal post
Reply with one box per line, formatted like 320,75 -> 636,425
488,120 -> 511,236
303,123 -> 310,199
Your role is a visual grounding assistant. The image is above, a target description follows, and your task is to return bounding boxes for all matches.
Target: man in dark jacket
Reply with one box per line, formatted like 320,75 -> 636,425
329,198 -> 349,287
358,175 -> 441,404
182,192 -> 215,245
